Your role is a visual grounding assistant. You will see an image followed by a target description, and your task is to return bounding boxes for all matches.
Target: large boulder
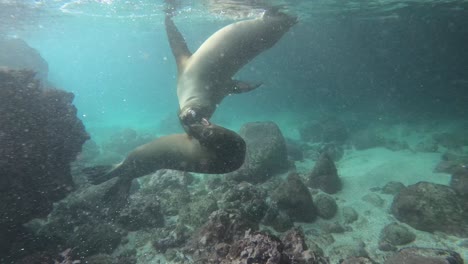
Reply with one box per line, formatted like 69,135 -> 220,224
0,38 -> 48,81
450,167 -> 468,197
271,173 -> 317,223
391,181 -> 468,236
307,153 -> 342,194
0,69 -> 88,258
227,122 -> 289,183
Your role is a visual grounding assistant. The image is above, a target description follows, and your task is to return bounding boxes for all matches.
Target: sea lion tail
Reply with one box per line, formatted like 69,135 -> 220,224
82,165 -> 115,185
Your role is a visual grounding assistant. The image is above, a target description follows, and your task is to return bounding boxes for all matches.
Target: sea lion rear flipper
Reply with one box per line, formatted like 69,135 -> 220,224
82,165 -> 114,185
165,15 -> 192,72
230,80 -> 263,94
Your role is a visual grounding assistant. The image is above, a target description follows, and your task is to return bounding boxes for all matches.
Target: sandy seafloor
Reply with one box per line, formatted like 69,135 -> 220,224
91,110 -> 467,263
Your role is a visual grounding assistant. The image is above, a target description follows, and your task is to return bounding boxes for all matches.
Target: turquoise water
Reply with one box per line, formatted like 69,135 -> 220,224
2,0 -> 468,263
5,0 -> 467,143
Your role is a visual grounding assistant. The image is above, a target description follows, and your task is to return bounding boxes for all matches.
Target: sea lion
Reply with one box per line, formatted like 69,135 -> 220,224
165,10 -> 297,135
86,123 -> 246,202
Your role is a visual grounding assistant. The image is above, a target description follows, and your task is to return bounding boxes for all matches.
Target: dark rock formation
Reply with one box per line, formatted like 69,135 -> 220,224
28,179 -> 125,258
391,181 -> 468,236
314,193 -> 338,219
0,38 -> 48,81
117,192 -> 164,231
379,223 -> 416,246
433,129 -> 468,150
139,170 -> 193,216
272,173 -> 317,222
227,122 -> 289,183
191,227 -> 329,264
261,203 -> 294,232
218,182 -> 268,222
178,194 -> 218,228
384,247 -> 464,264
307,153 -> 342,194
434,151 -> 468,174
299,117 -> 348,144
186,209 -> 259,262
0,69 -> 88,259
450,166 -> 468,197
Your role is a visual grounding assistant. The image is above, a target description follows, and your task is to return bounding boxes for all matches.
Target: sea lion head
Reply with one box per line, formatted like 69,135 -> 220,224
190,123 -> 246,172
179,104 -> 214,135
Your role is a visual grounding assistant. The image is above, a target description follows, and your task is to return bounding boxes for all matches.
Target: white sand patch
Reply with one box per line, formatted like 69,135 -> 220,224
299,147 -> 467,262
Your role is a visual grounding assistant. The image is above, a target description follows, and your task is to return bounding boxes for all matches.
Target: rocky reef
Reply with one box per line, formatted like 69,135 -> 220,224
0,69 -> 88,260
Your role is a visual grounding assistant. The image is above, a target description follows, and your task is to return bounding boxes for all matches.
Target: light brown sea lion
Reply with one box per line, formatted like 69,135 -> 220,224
165,10 -> 297,134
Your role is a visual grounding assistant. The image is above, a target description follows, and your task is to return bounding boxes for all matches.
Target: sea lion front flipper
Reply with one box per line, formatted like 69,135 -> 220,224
230,80 -> 263,94
165,15 -> 192,72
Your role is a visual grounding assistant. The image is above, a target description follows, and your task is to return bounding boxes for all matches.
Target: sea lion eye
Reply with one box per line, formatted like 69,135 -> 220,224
187,109 -> 196,118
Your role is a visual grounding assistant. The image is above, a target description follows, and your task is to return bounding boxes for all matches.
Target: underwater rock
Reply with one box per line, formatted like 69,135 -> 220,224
84,253 -> 137,264
391,181 -> 468,236
27,178 -> 125,258
0,69 -> 88,258
379,223 -> 416,246
342,206 -> 359,224
186,209 -> 259,262
307,153 -> 342,194
314,193 -> 338,219
381,181 -> 406,195
450,166 -> 468,197
178,193 -> 218,228
0,38 -> 49,81
218,181 -> 268,222
227,121 -> 289,183
433,130 -> 468,150
261,203 -> 294,232
434,151 -> 468,174
299,117 -> 348,144
384,247 -> 464,264
139,170 -> 192,216
117,192 -> 164,231
271,173 -> 318,223
225,231 -> 283,264
223,229 -> 329,264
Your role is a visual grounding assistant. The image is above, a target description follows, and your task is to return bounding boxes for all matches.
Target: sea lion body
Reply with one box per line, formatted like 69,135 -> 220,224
166,11 -> 297,126
104,124 -> 246,182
